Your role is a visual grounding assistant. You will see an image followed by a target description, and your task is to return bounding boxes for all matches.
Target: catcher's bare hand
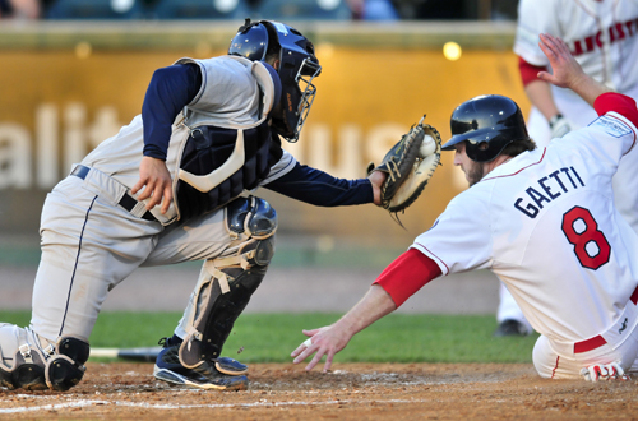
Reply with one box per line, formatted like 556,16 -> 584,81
368,170 -> 387,206
291,325 -> 352,373
537,33 -> 587,90
131,156 -> 173,214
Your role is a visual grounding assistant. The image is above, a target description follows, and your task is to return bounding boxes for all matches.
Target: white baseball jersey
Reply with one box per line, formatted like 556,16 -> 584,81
411,111 -> 638,349
504,1 -> 638,330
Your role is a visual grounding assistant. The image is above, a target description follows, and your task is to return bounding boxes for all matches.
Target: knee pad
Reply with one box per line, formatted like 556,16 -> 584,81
226,196 -> 277,240
45,336 -> 90,391
226,196 -> 276,269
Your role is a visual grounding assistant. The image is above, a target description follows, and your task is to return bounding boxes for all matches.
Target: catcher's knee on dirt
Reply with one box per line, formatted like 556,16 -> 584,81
0,324 -> 56,390
45,336 -> 90,391
179,196 -> 276,369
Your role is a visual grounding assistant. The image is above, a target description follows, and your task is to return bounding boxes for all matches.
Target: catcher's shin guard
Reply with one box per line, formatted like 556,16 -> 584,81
179,260 -> 269,369
0,324 -> 55,390
179,196 -> 276,371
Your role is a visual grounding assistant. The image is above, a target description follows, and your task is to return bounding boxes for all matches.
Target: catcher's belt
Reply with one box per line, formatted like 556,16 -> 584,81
71,165 -> 158,223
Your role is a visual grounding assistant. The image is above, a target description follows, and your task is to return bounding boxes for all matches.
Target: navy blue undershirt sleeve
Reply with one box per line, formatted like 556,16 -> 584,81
264,163 -> 374,206
142,63 -> 202,160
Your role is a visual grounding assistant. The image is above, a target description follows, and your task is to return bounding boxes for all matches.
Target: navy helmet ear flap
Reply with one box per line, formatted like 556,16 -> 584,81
261,61 -> 282,112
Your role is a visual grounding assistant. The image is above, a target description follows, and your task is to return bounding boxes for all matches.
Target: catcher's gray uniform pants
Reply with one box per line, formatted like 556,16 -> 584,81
31,166 -> 256,342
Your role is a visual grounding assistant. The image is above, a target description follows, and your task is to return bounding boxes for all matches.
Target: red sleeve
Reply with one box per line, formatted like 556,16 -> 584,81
518,56 -> 547,87
373,248 -> 442,307
594,93 -> 638,127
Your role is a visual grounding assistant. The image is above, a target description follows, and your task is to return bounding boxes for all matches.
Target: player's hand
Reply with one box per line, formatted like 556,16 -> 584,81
536,33 -> 586,90
131,156 -> 173,214
291,324 -> 353,373
368,170 -> 387,206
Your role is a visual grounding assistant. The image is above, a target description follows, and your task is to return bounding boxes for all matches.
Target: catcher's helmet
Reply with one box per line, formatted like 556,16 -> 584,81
441,94 -> 529,162
228,18 -> 322,143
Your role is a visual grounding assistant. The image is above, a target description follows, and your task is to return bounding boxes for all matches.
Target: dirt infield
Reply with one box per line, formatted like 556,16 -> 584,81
2,362 -> 638,420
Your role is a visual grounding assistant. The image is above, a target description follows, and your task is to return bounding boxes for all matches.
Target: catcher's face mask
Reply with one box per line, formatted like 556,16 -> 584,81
273,56 -> 321,143
228,19 -> 321,143
270,22 -> 321,143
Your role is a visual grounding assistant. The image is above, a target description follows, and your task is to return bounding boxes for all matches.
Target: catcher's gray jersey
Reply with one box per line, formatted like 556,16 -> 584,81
80,55 -> 294,225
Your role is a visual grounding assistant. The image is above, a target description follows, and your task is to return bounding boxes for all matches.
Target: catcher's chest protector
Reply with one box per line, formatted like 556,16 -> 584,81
173,57 -> 281,222
176,122 -> 278,220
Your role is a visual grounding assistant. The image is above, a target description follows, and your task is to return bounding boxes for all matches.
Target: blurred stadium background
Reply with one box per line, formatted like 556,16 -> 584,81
0,0 -> 522,313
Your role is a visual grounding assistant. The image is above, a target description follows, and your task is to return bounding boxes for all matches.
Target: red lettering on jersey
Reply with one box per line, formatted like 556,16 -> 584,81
570,17 -> 637,57
596,30 -> 603,48
615,23 -> 625,40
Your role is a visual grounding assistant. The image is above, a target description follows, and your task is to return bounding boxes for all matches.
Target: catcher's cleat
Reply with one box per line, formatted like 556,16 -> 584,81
0,366 -> 14,389
0,364 -> 48,390
154,337 -> 248,390
156,336 -> 248,375
493,319 -> 530,337
153,361 -> 248,390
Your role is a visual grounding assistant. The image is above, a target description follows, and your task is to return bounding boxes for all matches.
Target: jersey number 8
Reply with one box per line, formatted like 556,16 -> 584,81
562,206 -> 611,270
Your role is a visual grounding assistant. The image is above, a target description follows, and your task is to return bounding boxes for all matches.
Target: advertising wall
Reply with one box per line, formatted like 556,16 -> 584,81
0,23 -> 528,246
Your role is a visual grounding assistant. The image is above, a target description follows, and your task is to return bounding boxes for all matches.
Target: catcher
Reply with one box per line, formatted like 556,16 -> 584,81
292,34 -> 638,382
0,18 -> 440,392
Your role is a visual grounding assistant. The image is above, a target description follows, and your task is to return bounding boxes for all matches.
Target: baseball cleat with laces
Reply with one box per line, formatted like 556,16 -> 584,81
153,336 -> 248,390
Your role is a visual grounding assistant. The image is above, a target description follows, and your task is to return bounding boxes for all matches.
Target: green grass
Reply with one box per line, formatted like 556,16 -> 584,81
0,311 -> 539,364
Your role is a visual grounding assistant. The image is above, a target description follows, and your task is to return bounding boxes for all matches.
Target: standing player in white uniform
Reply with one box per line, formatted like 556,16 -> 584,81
0,19 -> 389,392
291,34 -> 638,380
496,0 -> 638,336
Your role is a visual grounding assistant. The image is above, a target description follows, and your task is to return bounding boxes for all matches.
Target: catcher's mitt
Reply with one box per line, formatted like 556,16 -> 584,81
368,116 -> 442,213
